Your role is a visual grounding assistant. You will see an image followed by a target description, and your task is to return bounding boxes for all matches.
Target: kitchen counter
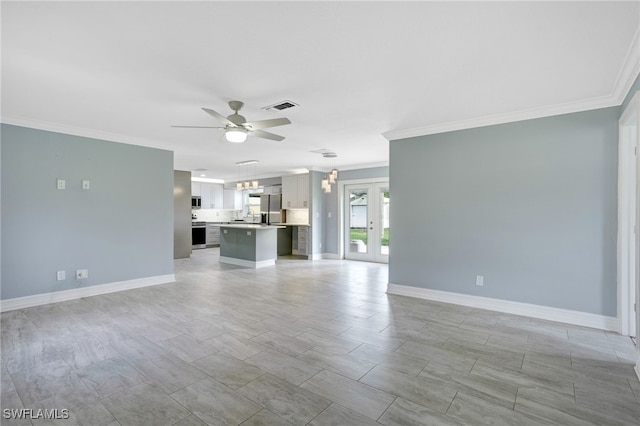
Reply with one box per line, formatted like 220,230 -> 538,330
219,225 -> 283,268
271,223 -> 310,226
192,221 -> 260,224
219,224 -> 285,230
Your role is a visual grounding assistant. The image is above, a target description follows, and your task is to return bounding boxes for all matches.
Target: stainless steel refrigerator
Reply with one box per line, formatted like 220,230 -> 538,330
260,194 -> 282,224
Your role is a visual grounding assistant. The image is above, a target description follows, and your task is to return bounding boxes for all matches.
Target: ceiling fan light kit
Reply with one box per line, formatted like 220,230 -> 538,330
225,128 -> 248,143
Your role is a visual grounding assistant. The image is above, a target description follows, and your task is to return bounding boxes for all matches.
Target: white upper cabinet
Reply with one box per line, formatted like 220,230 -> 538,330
297,174 -> 309,208
223,189 -> 242,209
282,174 -> 309,209
194,182 -> 224,208
191,182 -> 201,196
282,176 -> 297,208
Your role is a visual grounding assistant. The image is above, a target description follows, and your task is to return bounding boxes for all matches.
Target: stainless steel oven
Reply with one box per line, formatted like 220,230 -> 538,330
192,221 -> 206,249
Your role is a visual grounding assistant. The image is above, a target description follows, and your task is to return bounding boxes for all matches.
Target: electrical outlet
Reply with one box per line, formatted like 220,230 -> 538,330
56,270 -> 66,281
57,179 -> 66,190
76,269 -> 88,279
476,275 -> 484,286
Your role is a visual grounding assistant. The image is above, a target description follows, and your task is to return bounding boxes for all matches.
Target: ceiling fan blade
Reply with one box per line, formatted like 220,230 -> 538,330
243,117 -> 291,130
202,107 -> 236,126
252,129 -> 285,141
171,125 -> 225,129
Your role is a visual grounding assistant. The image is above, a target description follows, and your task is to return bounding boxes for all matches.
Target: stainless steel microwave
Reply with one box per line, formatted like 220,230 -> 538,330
191,196 -> 201,209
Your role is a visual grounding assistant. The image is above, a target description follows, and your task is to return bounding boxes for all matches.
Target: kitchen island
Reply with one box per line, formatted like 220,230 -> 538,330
219,224 -> 285,268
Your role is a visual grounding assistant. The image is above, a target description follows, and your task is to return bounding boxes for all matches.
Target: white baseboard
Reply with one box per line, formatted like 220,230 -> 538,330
0,274 -> 176,313
387,283 -> 620,332
308,253 -> 339,260
321,253 -> 340,260
219,256 -> 275,268
635,352 -> 640,382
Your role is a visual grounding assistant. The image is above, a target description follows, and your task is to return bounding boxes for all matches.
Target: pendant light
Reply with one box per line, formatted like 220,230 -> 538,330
320,152 -> 338,193
236,160 -> 259,191
251,160 -> 259,189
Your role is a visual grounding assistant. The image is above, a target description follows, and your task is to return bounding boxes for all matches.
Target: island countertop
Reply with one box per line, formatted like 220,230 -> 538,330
219,224 -> 285,230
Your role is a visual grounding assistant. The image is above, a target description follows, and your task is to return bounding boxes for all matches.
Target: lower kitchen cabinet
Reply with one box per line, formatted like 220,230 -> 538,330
292,226 -> 308,256
206,224 -> 221,247
275,225 -> 309,257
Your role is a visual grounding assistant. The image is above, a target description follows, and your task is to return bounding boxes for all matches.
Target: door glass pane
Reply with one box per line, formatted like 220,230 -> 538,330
348,189 -> 368,254
379,187 -> 389,256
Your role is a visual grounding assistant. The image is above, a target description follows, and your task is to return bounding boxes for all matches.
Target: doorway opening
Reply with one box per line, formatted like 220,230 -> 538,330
618,91 -> 638,340
342,181 -> 389,263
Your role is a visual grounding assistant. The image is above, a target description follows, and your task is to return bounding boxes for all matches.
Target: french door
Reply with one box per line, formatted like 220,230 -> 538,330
344,182 -> 389,263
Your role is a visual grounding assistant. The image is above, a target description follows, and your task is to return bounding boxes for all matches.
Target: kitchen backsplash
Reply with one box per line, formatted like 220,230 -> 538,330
192,209 -> 241,222
193,208 -> 309,224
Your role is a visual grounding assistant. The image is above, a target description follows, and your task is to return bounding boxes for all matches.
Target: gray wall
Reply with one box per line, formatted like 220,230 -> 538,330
309,171 -> 325,255
174,170 -> 192,259
389,108 -> 619,316
339,166 -> 389,182
1,124 -> 174,300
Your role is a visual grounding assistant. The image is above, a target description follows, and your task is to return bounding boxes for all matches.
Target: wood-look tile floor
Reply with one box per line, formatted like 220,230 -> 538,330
2,248 -> 639,425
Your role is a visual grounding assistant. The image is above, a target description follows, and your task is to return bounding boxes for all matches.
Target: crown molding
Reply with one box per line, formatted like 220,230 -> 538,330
1,115 -> 168,152
383,29 -> 640,142
382,95 -> 618,142
307,161 -> 389,173
612,27 -> 640,103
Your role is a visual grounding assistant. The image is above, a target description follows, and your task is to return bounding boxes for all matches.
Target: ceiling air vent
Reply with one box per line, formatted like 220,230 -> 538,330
263,100 -> 299,112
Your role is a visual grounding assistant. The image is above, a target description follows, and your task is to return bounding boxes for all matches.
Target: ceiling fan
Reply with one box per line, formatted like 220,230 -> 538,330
172,100 -> 291,143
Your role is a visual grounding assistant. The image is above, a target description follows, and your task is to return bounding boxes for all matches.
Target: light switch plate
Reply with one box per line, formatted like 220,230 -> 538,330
57,179 -> 66,190
82,180 -> 90,190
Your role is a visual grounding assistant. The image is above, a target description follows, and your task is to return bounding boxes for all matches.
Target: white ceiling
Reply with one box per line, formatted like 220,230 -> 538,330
2,1 -> 639,182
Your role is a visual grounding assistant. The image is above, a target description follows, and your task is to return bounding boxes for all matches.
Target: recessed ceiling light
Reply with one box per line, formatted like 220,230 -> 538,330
310,148 -> 334,155
191,177 -> 224,184
288,168 -> 310,174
